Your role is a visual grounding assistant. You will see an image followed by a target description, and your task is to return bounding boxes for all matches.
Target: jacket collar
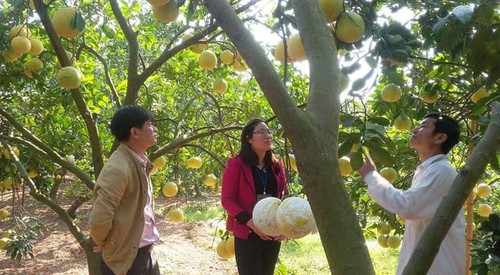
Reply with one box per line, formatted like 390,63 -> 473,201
118,143 -> 154,174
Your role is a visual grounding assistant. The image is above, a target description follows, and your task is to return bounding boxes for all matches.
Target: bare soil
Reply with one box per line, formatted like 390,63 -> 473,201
0,190 -> 237,275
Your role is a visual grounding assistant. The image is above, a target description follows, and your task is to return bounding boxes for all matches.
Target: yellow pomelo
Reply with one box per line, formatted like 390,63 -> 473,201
152,0 -> 179,23
377,222 -> 391,234
220,50 -> 234,65
0,238 -> 9,249
213,78 -> 227,94
387,235 -> 401,249
419,90 -> 439,103
3,177 -> 13,190
476,183 -> 491,198
26,58 -> 43,73
477,204 -> 492,218
225,236 -> 235,255
339,156 -> 352,176
52,7 -> 85,38
252,197 -> 283,237
28,170 -> 38,179
153,156 -> 167,169
275,197 -> 316,239
2,49 -> 21,62
162,182 -> 178,197
56,66 -> 82,89
0,209 -> 9,219
147,0 -> 169,7
274,39 -> 293,63
381,84 -> 402,102
204,174 -> 217,187
377,234 -> 388,248
11,36 -> 31,55
394,113 -> 411,131
288,34 -> 306,62
55,50 -> 74,69
186,156 -> 203,169
216,240 -> 234,259
233,57 -> 246,71
182,33 -> 207,54
380,167 -> 397,184
336,11 -> 365,43
471,87 -> 490,103
318,0 -> 343,22
9,24 -> 31,39
170,208 -> 184,222
28,38 -> 44,56
198,50 -> 217,70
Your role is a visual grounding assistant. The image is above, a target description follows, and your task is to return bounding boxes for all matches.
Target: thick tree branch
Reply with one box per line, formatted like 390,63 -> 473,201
0,108 -> 95,190
291,0 -> 340,131
34,0 -> 104,176
108,0 -> 140,105
403,101 -> 500,274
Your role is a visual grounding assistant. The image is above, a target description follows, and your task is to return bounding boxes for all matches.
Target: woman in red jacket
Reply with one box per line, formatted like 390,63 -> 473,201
221,118 -> 289,275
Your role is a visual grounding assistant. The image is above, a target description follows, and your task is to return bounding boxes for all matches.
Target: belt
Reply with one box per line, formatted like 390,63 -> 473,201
138,244 -> 154,254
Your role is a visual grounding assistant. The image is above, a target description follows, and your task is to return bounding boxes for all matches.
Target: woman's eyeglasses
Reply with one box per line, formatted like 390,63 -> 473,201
253,129 -> 274,136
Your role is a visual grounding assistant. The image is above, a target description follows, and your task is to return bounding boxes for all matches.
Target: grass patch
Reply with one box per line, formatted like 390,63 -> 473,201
276,234 -> 399,274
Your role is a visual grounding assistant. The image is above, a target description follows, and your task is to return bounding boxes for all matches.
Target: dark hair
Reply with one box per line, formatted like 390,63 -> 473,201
239,118 -> 275,166
110,105 -> 153,141
424,113 -> 460,154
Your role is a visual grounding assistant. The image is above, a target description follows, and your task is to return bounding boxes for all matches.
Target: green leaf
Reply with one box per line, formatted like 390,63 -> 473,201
368,117 -> 391,126
489,154 -> 500,172
72,10 -> 86,32
452,5 -> 473,25
350,151 -> 364,171
338,139 -> 353,158
351,78 -> 366,92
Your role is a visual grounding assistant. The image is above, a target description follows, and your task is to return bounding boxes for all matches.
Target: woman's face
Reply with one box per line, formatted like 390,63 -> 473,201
248,122 -> 273,154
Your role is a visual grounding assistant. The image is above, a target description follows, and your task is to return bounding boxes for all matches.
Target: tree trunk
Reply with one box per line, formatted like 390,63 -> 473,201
203,0 -> 375,273
403,102 -> 500,274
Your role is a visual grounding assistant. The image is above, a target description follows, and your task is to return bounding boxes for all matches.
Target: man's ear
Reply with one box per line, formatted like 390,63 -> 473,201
130,127 -> 139,139
434,133 -> 448,145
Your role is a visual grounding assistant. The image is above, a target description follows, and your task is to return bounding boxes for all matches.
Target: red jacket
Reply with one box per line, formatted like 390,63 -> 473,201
221,155 -> 288,239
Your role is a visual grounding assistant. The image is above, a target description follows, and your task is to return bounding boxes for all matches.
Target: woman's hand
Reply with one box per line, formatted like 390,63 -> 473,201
273,235 -> 288,242
246,219 -> 273,241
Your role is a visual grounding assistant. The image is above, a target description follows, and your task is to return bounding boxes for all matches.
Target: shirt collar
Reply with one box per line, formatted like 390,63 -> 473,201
420,154 -> 447,169
120,143 -> 154,172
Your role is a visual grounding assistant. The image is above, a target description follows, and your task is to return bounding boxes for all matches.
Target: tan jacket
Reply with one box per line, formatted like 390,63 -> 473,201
89,143 -> 154,275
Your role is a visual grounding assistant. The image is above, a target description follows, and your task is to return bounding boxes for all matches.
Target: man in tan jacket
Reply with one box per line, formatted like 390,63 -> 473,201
89,105 -> 160,275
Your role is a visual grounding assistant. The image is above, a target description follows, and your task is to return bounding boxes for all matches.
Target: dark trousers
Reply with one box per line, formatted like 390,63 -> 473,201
101,244 -> 160,275
235,232 -> 281,275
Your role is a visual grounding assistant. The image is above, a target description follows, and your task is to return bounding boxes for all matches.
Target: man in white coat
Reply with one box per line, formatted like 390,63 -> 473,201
358,113 -> 465,275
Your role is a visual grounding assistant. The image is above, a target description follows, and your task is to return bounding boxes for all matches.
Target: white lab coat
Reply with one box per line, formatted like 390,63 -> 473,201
364,154 -> 466,275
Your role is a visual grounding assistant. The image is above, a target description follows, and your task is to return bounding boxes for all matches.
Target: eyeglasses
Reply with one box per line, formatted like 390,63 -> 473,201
253,129 -> 274,136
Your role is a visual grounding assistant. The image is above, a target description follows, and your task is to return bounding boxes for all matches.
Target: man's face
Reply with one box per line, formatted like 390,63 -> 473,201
410,117 -> 440,151
135,120 -> 158,149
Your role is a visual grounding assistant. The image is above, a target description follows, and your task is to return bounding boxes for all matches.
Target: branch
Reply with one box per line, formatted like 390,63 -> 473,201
291,0 -> 340,131
34,0 -> 104,176
108,0 -> 140,105
81,43 -> 121,108
7,144 -> 87,243
203,0 -> 305,137
151,125 -> 241,158
0,108 -> 95,190
403,101 -> 500,274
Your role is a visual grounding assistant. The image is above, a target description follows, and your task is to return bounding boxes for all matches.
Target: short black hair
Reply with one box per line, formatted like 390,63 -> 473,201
424,113 -> 460,154
110,105 -> 153,141
239,118 -> 275,166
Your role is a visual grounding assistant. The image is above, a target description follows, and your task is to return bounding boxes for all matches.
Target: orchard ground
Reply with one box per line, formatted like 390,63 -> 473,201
0,189 -> 398,274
